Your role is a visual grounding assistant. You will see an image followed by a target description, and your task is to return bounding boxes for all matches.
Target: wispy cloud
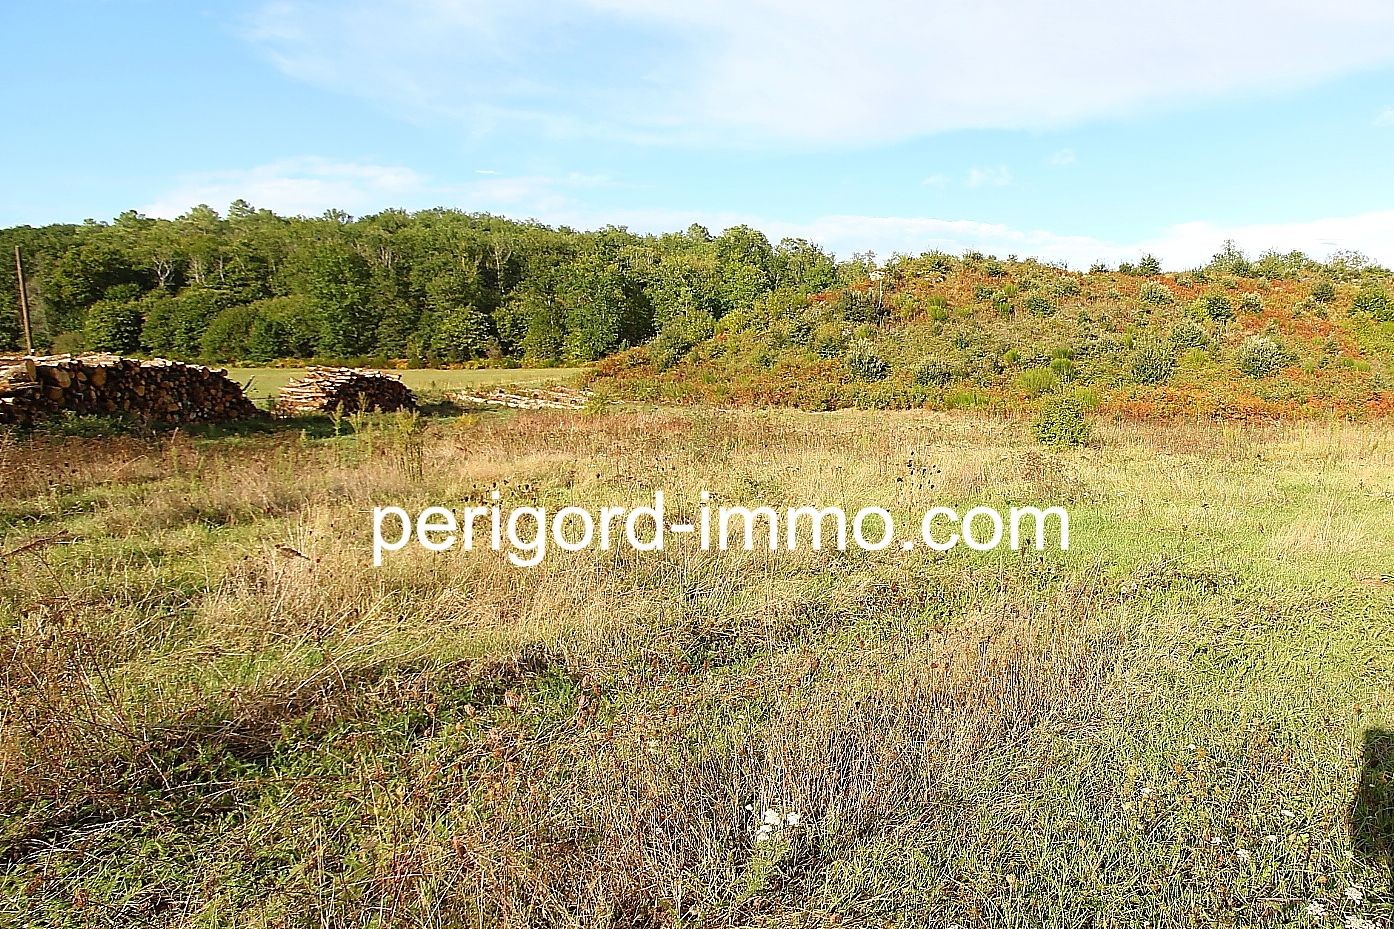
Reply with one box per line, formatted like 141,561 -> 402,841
140,158 -> 611,220
243,0 -> 1394,145
139,156 -> 1394,269
1049,148 -> 1077,166
140,158 -> 428,218
1376,106 -> 1394,127
920,174 -> 950,188
965,166 -> 1013,188
757,210 -> 1394,270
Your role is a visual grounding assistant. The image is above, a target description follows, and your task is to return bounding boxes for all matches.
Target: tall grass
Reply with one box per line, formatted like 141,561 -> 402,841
1,410 -> 1391,927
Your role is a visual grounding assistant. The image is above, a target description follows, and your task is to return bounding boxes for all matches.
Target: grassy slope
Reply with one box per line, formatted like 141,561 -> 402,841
0,411 -> 1391,927
224,367 -> 584,404
590,261 -> 1394,419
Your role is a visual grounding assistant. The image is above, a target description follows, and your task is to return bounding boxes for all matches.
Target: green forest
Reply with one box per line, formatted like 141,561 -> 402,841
0,203 -> 846,366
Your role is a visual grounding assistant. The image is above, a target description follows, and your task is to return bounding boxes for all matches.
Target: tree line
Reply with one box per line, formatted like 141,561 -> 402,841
0,203 -> 849,365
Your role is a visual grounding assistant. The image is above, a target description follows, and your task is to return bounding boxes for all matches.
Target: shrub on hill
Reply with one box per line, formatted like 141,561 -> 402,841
846,344 -> 890,381
1130,338 -> 1176,384
1200,293 -> 1235,322
1138,281 -> 1176,306
1237,336 -> 1289,378
1170,319 -> 1210,349
1017,367 -> 1059,397
1033,394 -> 1092,448
913,359 -> 957,387
1352,284 -> 1392,321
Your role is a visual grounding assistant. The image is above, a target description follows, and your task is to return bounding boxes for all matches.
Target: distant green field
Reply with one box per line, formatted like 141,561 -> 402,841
224,366 -> 583,403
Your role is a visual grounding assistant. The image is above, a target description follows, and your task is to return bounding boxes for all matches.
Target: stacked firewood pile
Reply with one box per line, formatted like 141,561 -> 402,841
273,367 -> 418,417
455,385 -> 590,411
0,353 -> 262,427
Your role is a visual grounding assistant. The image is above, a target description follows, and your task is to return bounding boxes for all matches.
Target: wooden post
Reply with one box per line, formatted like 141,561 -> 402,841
14,246 -> 33,353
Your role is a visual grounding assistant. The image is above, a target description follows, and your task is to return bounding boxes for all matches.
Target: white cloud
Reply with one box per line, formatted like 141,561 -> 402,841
1132,212 -> 1394,270
139,157 -> 1394,269
756,210 -> 1394,270
523,205 -> 1394,270
1049,148 -> 1077,166
920,174 -> 950,188
965,166 -> 1012,188
141,158 -> 430,218
243,0 -> 1394,144
1376,106 -> 1394,127
141,158 -> 609,219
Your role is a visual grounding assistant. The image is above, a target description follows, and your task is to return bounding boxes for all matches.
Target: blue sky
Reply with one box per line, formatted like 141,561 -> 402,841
3,0 -> 1394,267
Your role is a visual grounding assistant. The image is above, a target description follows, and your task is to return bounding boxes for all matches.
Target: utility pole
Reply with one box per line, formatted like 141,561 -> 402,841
13,245 -> 33,353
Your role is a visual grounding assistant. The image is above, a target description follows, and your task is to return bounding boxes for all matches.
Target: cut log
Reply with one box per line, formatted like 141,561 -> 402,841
0,353 -> 263,427
272,367 -> 418,418
455,385 -> 590,411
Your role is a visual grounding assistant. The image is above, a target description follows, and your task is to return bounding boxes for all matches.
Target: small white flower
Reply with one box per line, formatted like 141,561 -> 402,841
1265,834 -> 1279,844
1211,837 -> 1222,846
1282,810 -> 1297,820
1344,886 -> 1364,903
1236,848 -> 1251,862
784,812 -> 802,827
762,808 -> 781,826
1306,901 -> 1326,918
1344,916 -> 1376,929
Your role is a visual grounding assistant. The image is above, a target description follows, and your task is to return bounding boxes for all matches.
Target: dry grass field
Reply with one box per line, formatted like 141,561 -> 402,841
225,367 -> 584,404
1,408 -> 1391,927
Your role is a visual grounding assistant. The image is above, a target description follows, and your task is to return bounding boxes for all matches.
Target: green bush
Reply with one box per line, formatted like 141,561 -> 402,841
846,344 -> 890,381
140,291 -> 228,358
1033,394 -> 1092,448
201,304 -> 264,360
810,323 -> 847,358
1016,366 -> 1059,397
430,304 -> 495,362
1050,277 -> 1080,298
1200,293 -> 1234,322
913,359 -> 957,387
1310,280 -> 1336,305
1130,338 -> 1176,384
1138,281 -> 1175,306
1169,319 -> 1209,349
1236,336 -> 1288,378
1024,293 -> 1055,316
82,299 -> 144,353
1239,291 -> 1265,313
1352,284 -> 1392,321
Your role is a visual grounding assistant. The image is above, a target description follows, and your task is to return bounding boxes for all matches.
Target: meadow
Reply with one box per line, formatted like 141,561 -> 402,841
0,407 -> 1391,928
224,367 -> 583,404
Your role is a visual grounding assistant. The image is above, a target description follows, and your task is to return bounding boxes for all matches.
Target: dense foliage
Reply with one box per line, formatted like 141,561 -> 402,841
590,243 -> 1394,419
5,209 -> 1394,419
0,204 -> 839,365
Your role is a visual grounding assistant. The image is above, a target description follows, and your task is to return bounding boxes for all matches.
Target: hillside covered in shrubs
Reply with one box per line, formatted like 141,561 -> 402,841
589,245 -> 1394,420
